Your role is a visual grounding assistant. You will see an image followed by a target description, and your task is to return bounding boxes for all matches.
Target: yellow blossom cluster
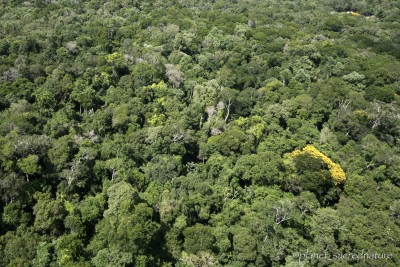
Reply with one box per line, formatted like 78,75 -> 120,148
291,145 -> 346,184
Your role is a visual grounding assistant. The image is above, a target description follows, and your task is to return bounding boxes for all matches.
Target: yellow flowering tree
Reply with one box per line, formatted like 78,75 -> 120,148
291,145 -> 346,185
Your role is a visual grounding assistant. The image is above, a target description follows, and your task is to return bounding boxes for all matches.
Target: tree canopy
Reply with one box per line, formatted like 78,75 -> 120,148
0,0 -> 399,266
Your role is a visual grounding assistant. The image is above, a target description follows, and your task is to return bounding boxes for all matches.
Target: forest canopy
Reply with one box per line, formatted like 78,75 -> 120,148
0,0 -> 399,266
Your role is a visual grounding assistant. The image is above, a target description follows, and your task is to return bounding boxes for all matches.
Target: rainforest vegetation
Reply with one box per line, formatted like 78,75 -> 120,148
0,0 -> 400,266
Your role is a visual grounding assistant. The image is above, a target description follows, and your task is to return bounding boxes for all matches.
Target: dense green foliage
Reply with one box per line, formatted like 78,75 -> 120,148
1,0 -> 400,266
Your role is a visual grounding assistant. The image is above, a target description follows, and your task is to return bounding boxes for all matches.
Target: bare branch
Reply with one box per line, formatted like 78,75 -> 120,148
224,98 -> 232,122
